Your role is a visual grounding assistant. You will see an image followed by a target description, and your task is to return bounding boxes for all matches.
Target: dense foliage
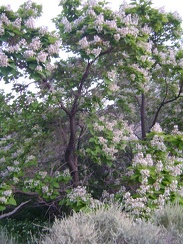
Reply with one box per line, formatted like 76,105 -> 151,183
0,0 -> 183,223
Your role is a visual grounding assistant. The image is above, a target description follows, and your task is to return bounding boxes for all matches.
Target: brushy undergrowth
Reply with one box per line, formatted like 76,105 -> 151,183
41,204 -> 173,244
2,203 -> 183,243
0,226 -> 17,244
152,202 -> 183,243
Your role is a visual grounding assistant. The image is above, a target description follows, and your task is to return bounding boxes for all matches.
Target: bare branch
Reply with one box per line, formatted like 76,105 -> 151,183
0,200 -> 31,220
151,80 -> 183,128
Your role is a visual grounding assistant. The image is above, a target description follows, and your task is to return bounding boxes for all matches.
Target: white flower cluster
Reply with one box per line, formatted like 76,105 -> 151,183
67,186 -> 91,203
38,26 -> 49,35
61,17 -> 72,32
151,123 -> 163,133
0,22 -> 4,36
165,156 -> 183,177
29,37 -> 41,51
8,44 -> 20,53
0,197 -> 7,203
108,83 -> 120,92
24,50 -> 35,59
24,179 -> 40,188
61,168 -> 70,177
47,41 -> 60,55
0,52 -> 8,67
171,125 -> 183,135
7,165 -> 20,173
37,51 -> 48,63
78,36 -> 103,57
42,185 -> 48,193
12,18 -> 22,30
151,135 -> 167,151
1,13 -> 10,25
25,155 -> 35,162
24,17 -> 35,29
124,193 -> 148,215
39,171 -> 47,179
172,11 -> 182,21
132,153 -> 153,167
129,63 -> 151,82
3,190 -> 12,197
94,13 -> 104,32
46,63 -> 58,72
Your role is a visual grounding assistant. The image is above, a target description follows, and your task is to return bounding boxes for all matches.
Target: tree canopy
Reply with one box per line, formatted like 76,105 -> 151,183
0,0 -> 183,217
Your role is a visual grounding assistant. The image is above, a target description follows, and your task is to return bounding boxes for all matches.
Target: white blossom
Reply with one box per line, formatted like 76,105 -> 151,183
151,123 -> 162,133
3,190 -> 12,197
94,13 -> 104,32
61,17 -> 72,32
0,22 -> 4,35
86,8 -> 96,16
39,171 -> 47,179
24,17 -> 35,29
93,35 -> 102,44
26,155 -> 35,161
91,47 -> 102,57
42,185 -> 49,193
35,65 -> 43,72
78,37 -> 90,49
47,41 -> 60,55
46,63 -> 57,72
12,18 -> 22,29
141,169 -> 150,178
8,44 -> 20,53
7,166 -> 15,172
156,161 -> 163,172
0,13 -> 10,25
13,160 -> 19,166
172,11 -> 182,21
24,50 -> 35,59
29,37 -> 41,51
0,197 -> 7,203
106,20 -> 117,30
13,177 -> 19,183
108,83 -> 119,92
0,52 -> 8,67
37,51 -> 48,63
151,135 -> 166,151
114,34 -> 120,41
38,26 -> 49,35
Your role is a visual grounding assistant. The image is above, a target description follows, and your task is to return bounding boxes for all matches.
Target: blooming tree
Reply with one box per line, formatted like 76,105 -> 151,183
0,0 -> 183,216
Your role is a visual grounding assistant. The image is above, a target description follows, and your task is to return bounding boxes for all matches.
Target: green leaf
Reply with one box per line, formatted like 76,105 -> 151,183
8,197 -> 17,206
0,205 -> 6,211
53,182 -> 60,188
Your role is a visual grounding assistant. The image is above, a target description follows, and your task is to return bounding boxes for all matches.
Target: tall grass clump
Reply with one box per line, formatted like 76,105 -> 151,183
41,204 -> 172,244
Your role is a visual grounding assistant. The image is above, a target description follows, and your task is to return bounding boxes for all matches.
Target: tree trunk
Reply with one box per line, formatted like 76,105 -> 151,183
65,114 -> 79,187
140,93 -> 146,139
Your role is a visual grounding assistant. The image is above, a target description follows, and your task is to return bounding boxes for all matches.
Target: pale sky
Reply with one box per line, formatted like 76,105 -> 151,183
1,0 -> 183,30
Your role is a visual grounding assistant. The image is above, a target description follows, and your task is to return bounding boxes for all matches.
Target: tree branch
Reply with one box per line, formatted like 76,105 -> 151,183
0,200 -> 31,220
151,81 -> 183,128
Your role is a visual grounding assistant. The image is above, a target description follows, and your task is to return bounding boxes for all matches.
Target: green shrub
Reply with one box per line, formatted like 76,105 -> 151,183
41,204 -> 172,244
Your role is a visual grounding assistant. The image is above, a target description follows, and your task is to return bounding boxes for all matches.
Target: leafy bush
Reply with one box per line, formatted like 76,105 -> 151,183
41,204 -> 172,244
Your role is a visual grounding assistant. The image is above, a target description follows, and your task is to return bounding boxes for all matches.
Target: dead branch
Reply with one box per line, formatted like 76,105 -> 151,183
0,200 -> 31,220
